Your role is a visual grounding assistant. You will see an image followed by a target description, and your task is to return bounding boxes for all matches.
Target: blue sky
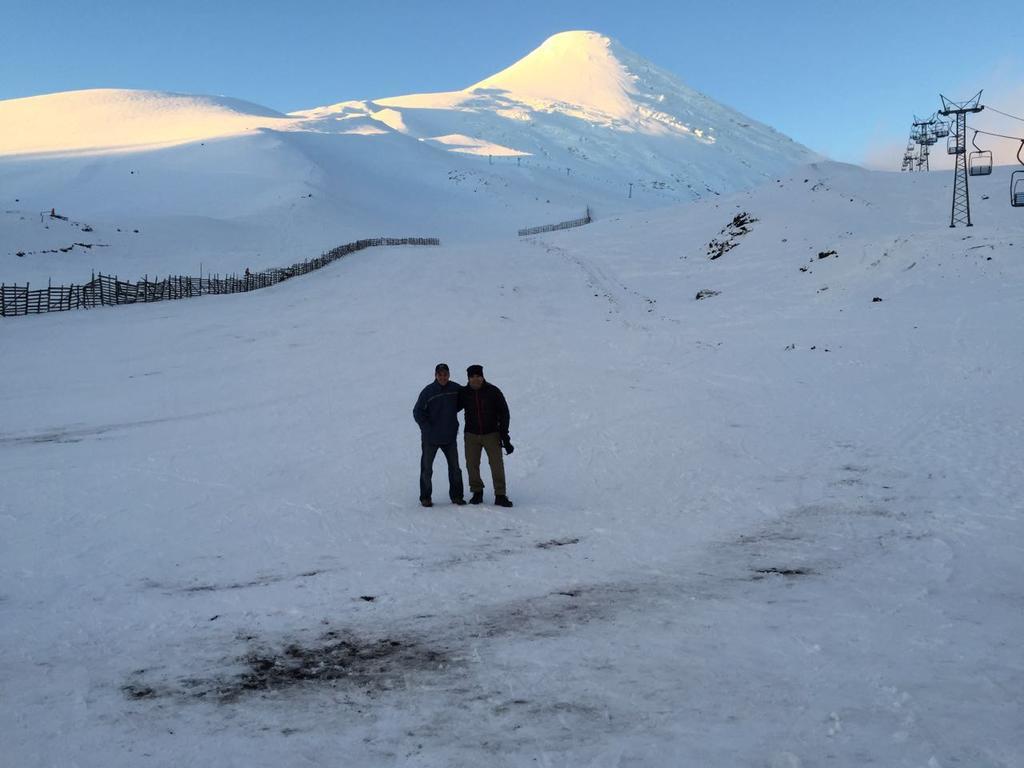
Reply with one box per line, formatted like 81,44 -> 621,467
2,0 -> 1021,166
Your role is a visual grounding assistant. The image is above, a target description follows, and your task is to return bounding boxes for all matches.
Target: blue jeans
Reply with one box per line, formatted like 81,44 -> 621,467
420,439 -> 464,502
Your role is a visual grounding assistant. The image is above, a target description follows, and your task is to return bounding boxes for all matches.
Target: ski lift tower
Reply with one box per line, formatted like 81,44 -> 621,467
901,130 -> 917,171
939,91 -> 984,227
912,115 -> 938,171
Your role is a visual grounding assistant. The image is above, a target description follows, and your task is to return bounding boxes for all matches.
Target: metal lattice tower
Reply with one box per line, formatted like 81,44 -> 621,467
912,115 -> 938,171
901,115 -> 940,172
939,91 -> 984,227
901,124 -> 917,171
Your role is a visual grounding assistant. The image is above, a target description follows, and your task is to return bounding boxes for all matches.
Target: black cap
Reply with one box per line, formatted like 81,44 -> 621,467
466,364 -> 484,378
435,363 -> 450,374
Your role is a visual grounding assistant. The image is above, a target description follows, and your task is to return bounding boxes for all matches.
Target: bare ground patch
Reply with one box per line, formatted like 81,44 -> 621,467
121,577 -> 644,707
123,628 -> 455,704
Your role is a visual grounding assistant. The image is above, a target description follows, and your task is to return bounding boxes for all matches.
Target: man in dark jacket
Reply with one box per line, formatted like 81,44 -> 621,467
413,363 -> 465,507
459,364 -> 514,507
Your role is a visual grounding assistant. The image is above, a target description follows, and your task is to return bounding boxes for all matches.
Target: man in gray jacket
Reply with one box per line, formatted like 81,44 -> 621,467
412,363 -> 466,507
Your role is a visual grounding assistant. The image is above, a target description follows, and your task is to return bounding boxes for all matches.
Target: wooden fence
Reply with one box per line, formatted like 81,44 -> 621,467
518,209 -> 592,237
1,237 -> 439,317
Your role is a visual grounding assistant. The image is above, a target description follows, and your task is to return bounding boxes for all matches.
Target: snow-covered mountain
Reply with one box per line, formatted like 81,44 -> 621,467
0,31 -> 818,283
299,30 -> 814,193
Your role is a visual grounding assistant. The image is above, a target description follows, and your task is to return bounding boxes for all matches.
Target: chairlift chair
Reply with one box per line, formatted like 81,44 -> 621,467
969,150 -> 993,176
968,133 -> 992,176
946,132 -> 963,154
921,131 -> 938,146
933,122 -> 950,138
1013,173 -> 1024,207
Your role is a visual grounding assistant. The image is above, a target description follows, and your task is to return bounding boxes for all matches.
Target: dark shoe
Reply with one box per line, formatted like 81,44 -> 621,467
494,495 -> 514,508
469,491 -> 483,505
452,498 -> 467,506
420,498 -> 433,508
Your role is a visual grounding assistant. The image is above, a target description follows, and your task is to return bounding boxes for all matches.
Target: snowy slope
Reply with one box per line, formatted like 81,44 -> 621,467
1,162 -> 1022,767
1,32 -> 817,284
0,88 -> 295,155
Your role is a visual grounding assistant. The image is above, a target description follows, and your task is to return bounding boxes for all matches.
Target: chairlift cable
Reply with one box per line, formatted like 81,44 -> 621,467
970,127 -> 1024,142
984,105 -> 1024,123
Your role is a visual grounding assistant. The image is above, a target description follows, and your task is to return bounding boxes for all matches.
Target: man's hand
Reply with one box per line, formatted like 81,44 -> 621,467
501,435 -> 514,455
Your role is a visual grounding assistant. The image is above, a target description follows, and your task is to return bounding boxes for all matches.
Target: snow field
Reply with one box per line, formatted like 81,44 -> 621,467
2,163 -> 1023,766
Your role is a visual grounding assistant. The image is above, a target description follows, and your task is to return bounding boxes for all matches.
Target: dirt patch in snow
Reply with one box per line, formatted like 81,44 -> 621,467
123,628 -> 454,704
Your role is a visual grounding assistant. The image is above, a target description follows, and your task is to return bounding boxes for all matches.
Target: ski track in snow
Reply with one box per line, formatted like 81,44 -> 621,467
530,236 -> 667,331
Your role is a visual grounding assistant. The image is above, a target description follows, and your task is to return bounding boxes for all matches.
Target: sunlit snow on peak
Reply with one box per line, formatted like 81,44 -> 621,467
468,30 -> 639,120
373,30 -> 742,143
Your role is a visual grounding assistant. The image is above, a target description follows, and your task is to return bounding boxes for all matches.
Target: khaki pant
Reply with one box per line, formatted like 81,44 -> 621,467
464,432 -> 506,496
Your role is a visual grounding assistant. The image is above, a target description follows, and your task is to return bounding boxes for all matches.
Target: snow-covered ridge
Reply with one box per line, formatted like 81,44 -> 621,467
0,88 -> 297,155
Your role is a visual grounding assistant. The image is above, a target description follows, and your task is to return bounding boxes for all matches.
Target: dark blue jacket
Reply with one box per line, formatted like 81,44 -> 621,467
413,380 -> 461,445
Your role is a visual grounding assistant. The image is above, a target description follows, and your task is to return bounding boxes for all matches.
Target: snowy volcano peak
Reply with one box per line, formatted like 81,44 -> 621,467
463,30 -> 723,138
468,31 -> 640,117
